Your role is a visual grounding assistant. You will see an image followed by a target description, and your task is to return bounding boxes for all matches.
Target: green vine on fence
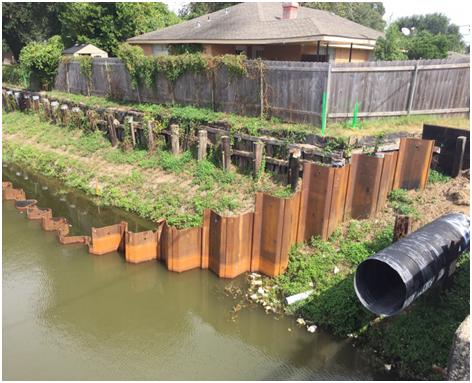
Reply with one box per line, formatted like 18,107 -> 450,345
115,43 -> 249,89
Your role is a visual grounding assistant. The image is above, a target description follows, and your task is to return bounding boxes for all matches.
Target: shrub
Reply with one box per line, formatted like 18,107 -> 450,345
2,64 -> 27,86
19,35 -> 64,90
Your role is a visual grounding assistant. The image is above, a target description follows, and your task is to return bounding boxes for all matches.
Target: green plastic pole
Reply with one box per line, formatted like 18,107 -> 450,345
351,101 -> 359,129
321,91 -> 327,136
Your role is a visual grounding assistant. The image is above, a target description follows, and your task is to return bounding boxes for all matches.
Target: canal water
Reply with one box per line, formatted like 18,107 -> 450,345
3,164 -> 389,380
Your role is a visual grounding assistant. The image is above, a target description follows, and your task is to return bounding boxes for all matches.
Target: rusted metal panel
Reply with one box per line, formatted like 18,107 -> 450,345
297,162 -> 335,241
279,192 -> 301,274
327,164 -> 351,237
165,225 -> 202,273
88,222 -> 128,255
376,152 -> 398,213
393,138 -> 434,190
344,154 -> 383,220
208,211 -> 226,275
201,209 -> 211,269
125,223 -> 164,264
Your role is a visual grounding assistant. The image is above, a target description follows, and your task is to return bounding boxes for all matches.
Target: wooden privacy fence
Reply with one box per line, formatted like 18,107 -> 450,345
54,57 -> 470,125
3,137 -> 434,278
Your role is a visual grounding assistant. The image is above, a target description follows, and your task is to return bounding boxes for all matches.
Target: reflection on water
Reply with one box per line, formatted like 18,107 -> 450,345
2,164 -> 390,380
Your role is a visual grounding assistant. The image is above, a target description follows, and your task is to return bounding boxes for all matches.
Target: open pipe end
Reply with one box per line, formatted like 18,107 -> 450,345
354,259 -> 407,316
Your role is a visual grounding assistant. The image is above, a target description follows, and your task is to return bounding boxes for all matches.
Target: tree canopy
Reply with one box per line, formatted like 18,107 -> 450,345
2,2 -> 62,59
179,3 -> 239,19
301,2 -> 386,31
375,13 -> 465,61
2,2 -> 180,59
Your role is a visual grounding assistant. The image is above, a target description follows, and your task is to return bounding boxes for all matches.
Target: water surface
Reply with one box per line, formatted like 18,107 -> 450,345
3,165 -> 388,380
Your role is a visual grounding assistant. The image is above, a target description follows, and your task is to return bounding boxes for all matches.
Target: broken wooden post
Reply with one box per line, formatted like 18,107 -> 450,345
147,120 -> 156,152
288,148 -> 301,190
170,124 -> 180,155
50,101 -> 59,123
393,215 -> 412,242
14,92 -> 23,111
253,141 -> 264,178
452,136 -> 467,178
60,104 -> 70,126
42,98 -> 51,120
127,117 -> 136,147
23,94 -> 31,111
106,114 -> 119,147
221,136 -> 231,171
198,130 -> 208,161
32,95 -> 40,113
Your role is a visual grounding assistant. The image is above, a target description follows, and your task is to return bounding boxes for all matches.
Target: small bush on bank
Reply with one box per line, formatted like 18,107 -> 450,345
2,64 -> 26,87
428,169 -> 451,184
388,188 -> 419,217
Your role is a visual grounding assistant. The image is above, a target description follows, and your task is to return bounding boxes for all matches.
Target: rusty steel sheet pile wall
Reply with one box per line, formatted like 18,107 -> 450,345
297,163 -> 350,241
3,136 -> 434,279
393,138 -> 434,190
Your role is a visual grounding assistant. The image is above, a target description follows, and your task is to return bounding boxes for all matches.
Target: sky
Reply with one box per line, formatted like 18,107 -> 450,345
164,0 -> 471,41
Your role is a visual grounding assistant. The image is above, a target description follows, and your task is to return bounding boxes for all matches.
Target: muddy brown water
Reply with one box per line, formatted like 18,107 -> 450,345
2,164 -> 391,380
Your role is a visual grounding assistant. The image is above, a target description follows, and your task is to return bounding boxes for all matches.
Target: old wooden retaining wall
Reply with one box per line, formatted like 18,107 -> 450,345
3,134 -> 434,278
54,57 -> 470,125
3,86 -> 415,179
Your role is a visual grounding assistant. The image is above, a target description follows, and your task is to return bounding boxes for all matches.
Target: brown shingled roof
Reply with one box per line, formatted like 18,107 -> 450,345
128,2 -> 383,44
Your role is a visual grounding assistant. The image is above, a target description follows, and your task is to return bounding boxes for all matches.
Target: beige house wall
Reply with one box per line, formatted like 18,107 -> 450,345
133,42 -> 373,63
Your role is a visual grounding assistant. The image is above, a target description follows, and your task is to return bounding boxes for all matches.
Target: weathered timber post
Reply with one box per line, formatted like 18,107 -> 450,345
147,120 -> 156,153
50,101 -> 59,123
14,92 -> 23,111
393,215 -> 412,242
221,136 -> 231,171
407,63 -> 419,115
198,130 -> 208,161
452,136 -> 467,178
170,124 -> 180,155
32,95 -> 40,113
106,114 -> 119,147
288,148 -> 301,190
42,98 -> 51,120
2,90 -> 10,112
127,117 -> 136,147
23,94 -> 31,111
60,104 -> 70,126
253,141 -> 264,178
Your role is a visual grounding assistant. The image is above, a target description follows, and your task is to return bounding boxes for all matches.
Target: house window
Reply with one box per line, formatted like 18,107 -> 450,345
152,44 -> 169,56
235,45 -> 247,55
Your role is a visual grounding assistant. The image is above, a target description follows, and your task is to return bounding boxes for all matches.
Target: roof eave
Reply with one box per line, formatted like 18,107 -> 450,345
127,35 -> 379,47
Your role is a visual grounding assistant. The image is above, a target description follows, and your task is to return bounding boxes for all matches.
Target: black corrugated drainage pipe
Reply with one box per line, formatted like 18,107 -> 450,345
354,213 -> 470,316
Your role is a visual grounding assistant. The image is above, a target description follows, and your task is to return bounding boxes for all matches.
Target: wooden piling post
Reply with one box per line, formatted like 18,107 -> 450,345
452,136 -> 467,178
147,120 -> 156,152
60,104 -> 70,126
50,101 -> 59,123
393,215 -> 412,242
170,124 -> 180,155
42,98 -> 51,120
106,114 -> 119,147
32,95 -> 40,113
253,141 -> 264,178
288,148 -> 301,190
198,130 -> 208,161
128,117 -> 137,147
221,136 -> 231,171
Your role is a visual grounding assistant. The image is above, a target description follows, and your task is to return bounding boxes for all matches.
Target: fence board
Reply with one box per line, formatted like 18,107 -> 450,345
54,57 -> 469,125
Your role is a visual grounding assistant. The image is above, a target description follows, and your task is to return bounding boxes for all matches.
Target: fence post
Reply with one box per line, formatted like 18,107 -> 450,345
259,62 -> 264,118
452,136 -> 467,178
221,136 -> 231,171
60,104 -> 70,126
321,63 -> 332,134
32,95 -> 40,112
393,215 -> 412,242
407,63 -> 419,114
147,120 -> 156,153
288,148 -> 301,190
66,63 -> 70,93
253,141 -> 264,178
198,130 -> 208,161
106,114 -> 119,147
105,60 -> 112,97
42,98 -> 51,120
170,124 -> 180,155
50,101 -> 59,123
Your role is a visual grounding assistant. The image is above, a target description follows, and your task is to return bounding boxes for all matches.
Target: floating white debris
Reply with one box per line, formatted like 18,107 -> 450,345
42,186 -> 48,190
285,289 -> 315,305
70,204 -> 76,209
307,325 -> 317,333
384,364 -> 392,371
250,293 -> 258,301
16,172 -> 21,176
24,176 -> 29,180
59,196 -> 66,202
296,318 -> 306,326
252,280 -> 263,286
257,287 -> 266,296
